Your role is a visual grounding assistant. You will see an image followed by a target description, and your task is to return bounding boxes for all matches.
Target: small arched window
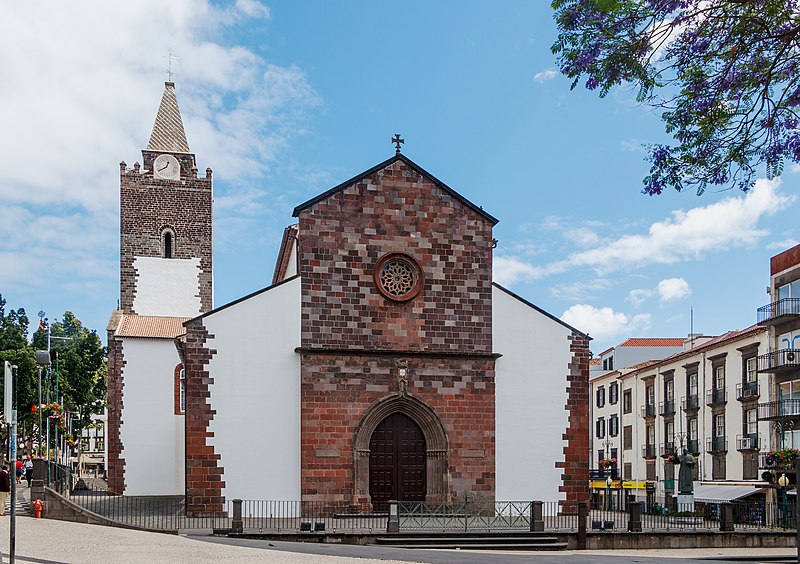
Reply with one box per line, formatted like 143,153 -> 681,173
161,227 -> 176,259
174,364 -> 186,415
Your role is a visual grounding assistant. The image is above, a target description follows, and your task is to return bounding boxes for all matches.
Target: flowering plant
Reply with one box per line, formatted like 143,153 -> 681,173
598,457 -> 617,469
31,403 -> 64,417
665,453 -> 679,464
766,448 -> 800,467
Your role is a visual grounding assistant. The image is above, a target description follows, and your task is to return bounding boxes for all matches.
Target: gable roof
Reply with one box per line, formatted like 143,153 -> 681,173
146,82 -> 190,154
492,282 -> 590,339
292,153 -> 499,225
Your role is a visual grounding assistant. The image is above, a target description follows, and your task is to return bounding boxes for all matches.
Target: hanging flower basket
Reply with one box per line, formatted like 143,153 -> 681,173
598,457 -> 617,469
665,453 -> 679,464
31,403 -> 64,418
766,448 -> 800,467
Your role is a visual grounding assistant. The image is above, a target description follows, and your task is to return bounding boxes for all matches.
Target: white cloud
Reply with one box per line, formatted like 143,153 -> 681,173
549,279 -> 612,301
768,238 -> 799,250
626,288 -> 654,306
560,304 -> 651,341
493,257 -> 543,286
497,179 -> 794,283
0,1 -> 318,299
534,68 -> 558,83
657,277 -> 691,302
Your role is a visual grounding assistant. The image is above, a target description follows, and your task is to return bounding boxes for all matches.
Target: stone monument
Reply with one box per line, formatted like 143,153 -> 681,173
676,448 -> 696,511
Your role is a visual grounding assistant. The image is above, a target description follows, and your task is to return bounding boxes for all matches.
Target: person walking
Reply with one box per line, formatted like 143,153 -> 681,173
24,456 -> 34,488
0,465 -> 10,516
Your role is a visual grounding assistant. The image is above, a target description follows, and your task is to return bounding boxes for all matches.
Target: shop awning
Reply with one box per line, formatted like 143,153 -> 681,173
692,484 -> 764,502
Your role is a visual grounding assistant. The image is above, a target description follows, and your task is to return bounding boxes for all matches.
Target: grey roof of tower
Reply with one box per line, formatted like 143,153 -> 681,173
146,82 -> 191,153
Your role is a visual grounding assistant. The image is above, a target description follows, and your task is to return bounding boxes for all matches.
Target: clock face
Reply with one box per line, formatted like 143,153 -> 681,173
153,154 -> 180,180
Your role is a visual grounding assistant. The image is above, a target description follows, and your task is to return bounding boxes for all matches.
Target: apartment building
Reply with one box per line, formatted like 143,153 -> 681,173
757,245 -> 800,490
591,328 -> 771,507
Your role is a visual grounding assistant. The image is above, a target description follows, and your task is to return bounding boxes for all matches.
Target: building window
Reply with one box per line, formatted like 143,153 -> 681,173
646,461 -> 656,481
623,389 -> 632,414
596,386 -> 606,408
596,418 -> 606,438
745,357 -> 757,383
687,371 -> 698,396
624,462 -> 632,481
623,425 -> 633,450
745,408 -> 757,435
743,453 -> 758,480
608,357 -> 614,370
715,413 -> 725,437
646,385 -> 654,406
609,382 -> 619,404
609,414 -> 619,437
374,252 -> 423,302
610,448 -> 618,465
174,364 -> 186,415
715,365 -> 725,391
161,227 -> 176,259
603,359 -> 608,370
665,420 -> 674,451
712,455 -> 726,480
598,450 -> 605,465
665,378 -> 674,402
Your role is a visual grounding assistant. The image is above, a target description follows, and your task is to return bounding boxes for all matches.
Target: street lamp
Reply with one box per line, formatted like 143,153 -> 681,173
34,350 -> 51,457
606,475 -> 613,511
778,473 -> 789,528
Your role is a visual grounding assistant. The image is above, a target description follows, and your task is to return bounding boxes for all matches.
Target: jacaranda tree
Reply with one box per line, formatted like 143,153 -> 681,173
551,0 -> 800,195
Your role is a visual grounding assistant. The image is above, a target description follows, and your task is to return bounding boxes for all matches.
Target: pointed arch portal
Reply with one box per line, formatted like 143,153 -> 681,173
353,394 -> 449,510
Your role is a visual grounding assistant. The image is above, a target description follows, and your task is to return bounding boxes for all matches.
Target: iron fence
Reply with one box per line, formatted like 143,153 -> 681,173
236,500 -> 387,533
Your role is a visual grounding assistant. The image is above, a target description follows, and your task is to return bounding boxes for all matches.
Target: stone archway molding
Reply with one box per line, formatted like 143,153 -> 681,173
352,393 -> 449,509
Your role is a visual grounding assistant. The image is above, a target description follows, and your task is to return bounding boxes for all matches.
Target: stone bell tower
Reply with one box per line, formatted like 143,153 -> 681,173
118,82 -> 213,316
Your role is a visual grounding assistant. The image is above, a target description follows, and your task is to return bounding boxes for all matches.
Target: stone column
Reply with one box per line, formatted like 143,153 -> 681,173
530,501 -> 544,532
426,449 -> 448,503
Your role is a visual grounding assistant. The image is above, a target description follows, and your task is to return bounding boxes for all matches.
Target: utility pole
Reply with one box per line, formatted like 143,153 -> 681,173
5,361 -> 17,564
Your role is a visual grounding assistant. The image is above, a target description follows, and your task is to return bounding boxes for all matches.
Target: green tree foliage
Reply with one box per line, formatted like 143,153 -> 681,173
0,295 -> 106,453
551,0 -> 800,195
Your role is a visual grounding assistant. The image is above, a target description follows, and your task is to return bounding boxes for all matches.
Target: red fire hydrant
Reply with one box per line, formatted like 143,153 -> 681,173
32,499 -> 43,519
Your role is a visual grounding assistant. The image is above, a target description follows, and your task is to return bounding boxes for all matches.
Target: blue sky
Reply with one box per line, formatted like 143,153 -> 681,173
1,1 -> 797,354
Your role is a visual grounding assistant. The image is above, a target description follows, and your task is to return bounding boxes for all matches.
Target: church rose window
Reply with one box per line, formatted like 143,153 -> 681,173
374,253 -> 423,302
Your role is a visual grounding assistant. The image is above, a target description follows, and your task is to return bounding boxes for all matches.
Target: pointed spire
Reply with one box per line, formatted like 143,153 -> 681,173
146,82 -> 190,153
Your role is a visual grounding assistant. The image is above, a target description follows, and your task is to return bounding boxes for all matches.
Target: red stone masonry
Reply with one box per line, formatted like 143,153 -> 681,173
119,153 -> 213,315
297,158 -> 494,353
558,332 -> 591,510
106,335 -> 126,495
182,320 -> 225,516
300,353 -> 496,505
771,243 -> 800,276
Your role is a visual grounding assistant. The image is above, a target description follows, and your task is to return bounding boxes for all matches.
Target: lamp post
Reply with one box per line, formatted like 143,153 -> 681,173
606,475 -> 613,511
34,350 -> 51,457
779,473 -> 789,528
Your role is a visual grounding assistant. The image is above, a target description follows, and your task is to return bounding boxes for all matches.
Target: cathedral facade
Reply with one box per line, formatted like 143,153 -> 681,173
107,83 -> 590,514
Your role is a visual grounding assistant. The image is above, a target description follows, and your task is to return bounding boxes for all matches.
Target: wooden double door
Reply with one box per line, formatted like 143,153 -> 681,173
369,412 -> 426,511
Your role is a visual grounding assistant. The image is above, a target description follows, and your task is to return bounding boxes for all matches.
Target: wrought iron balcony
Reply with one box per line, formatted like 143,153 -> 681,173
706,388 -> 727,406
642,444 -> 656,459
736,433 -> 759,451
757,298 -> 800,325
641,403 -> 656,418
758,399 -> 800,421
589,468 -> 619,480
736,381 -> 760,401
682,394 -> 700,411
686,439 -> 700,454
659,399 -> 675,416
660,442 -> 675,457
757,349 -> 800,374
707,436 -> 727,453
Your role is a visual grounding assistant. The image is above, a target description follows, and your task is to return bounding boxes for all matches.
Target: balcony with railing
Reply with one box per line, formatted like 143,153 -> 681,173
757,349 -> 800,374
758,399 -> 800,421
736,433 -> 759,451
659,442 -> 675,457
589,468 -> 619,480
659,399 -> 675,416
641,403 -> 656,418
681,394 -> 700,411
706,388 -> 727,406
707,436 -> 728,453
686,439 -> 700,454
642,444 -> 656,459
757,297 -> 800,325
736,381 -> 760,401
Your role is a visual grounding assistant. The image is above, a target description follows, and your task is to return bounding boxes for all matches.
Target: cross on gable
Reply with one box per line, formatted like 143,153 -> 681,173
391,134 -> 404,154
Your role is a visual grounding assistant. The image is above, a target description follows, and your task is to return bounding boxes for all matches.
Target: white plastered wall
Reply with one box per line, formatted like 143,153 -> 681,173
119,338 -> 184,495
202,277 -> 301,501
133,256 -> 202,317
493,286 -> 573,502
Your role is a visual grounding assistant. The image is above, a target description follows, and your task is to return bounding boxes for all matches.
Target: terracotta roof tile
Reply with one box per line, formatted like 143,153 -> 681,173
619,338 -> 685,347
114,315 -> 189,339
589,358 -> 602,366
